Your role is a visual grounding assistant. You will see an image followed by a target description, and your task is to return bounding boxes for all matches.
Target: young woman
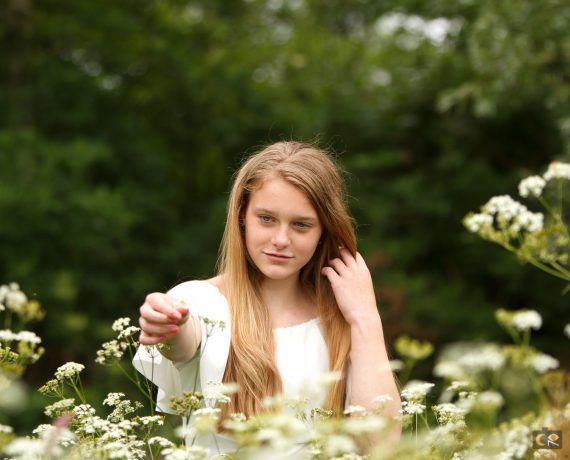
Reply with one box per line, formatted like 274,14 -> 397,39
134,141 -> 401,451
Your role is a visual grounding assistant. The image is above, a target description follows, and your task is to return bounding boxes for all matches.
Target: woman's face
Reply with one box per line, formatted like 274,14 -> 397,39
243,177 -> 323,283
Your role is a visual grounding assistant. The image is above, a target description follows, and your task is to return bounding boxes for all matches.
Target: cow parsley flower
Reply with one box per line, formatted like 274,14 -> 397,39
512,310 -> 542,331
118,326 -> 140,340
325,434 -> 357,457
15,331 -> 42,344
96,339 -> 126,365
44,398 -> 76,418
530,353 -> 559,374
477,391 -> 504,409
543,161 -> 570,181
464,213 -> 493,232
112,317 -> 131,332
564,324 -> 570,339
148,436 -> 173,448
55,362 -> 85,381
401,380 -> 435,401
103,392 -> 125,407
344,405 -> 367,415
519,175 -> 546,198
432,403 -> 466,425
401,400 -> 426,414
0,424 -> 13,433
0,329 -> 17,342
4,287 -> 28,313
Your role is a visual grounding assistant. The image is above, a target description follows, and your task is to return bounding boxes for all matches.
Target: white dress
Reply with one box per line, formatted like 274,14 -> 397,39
132,280 -> 350,456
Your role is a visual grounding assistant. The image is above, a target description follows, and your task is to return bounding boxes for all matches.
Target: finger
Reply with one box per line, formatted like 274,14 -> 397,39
139,330 -> 166,345
355,252 -> 369,269
176,307 -> 190,325
140,318 -> 179,336
145,293 -> 184,321
338,247 -> 357,267
140,304 -> 173,324
321,266 -> 340,285
328,258 -> 349,276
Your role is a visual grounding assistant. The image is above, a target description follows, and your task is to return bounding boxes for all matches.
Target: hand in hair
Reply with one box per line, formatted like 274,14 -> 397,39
138,293 -> 189,345
321,248 -> 380,327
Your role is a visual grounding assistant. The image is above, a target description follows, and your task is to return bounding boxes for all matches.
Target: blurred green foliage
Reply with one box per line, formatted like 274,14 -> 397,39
1,0 -> 568,431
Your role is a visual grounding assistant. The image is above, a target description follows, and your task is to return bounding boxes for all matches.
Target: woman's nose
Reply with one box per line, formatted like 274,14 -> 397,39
271,225 -> 290,247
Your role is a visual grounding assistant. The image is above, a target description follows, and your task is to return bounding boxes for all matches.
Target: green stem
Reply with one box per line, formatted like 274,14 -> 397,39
70,380 -> 87,405
527,259 -> 570,282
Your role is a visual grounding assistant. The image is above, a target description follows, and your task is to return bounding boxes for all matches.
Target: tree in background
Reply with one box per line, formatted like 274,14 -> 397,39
0,0 -> 568,431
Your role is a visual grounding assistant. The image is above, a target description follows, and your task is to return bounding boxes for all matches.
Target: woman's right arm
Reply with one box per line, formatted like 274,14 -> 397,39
138,292 -> 202,364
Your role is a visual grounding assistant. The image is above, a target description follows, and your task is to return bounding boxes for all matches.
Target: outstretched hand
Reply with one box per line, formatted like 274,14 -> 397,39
138,293 -> 189,345
321,248 -> 380,327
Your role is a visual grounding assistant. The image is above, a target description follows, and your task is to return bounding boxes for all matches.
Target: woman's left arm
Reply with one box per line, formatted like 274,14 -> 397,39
322,248 -> 402,441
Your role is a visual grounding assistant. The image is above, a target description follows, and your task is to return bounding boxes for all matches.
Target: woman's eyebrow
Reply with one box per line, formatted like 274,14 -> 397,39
252,207 -> 318,222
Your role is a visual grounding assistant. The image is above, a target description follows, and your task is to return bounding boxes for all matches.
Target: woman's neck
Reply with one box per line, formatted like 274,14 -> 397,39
260,277 -> 317,325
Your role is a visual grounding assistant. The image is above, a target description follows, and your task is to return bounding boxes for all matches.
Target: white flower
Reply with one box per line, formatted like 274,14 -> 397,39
401,380 -> 435,401
203,381 -> 239,406
148,436 -> 173,448
344,405 -> 366,415
139,415 -> 164,426
372,394 -> 393,405
162,446 -> 209,460
543,161 -> 570,181
0,424 -> 13,433
482,195 -> 544,233
112,317 -> 131,332
389,359 -> 404,371
318,371 -> 343,386
503,425 -> 530,459
103,392 -> 125,406
432,403 -> 466,424
477,391 -> 504,409
0,329 -> 17,342
530,353 -> 559,374
14,331 -> 42,344
458,345 -> 505,372
4,438 -> 45,459
44,398 -> 76,417
55,362 -> 85,381
433,361 -> 465,380
325,434 -> 356,457
117,325 -> 140,340
564,324 -> 570,339
511,310 -> 542,331
5,290 -> 27,313
519,175 -> 546,198
343,415 -> 387,434
446,381 -> 472,393
401,400 -> 426,414
465,213 -> 493,232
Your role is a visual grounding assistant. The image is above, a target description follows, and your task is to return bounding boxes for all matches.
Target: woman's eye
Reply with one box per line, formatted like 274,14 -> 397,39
294,222 -> 311,229
259,215 -> 272,223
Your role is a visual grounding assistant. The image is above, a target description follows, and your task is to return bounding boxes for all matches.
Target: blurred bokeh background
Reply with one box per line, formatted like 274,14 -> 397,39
1,0 -> 568,432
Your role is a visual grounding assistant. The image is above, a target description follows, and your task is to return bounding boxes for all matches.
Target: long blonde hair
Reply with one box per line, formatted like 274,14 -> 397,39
217,141 -> 357,416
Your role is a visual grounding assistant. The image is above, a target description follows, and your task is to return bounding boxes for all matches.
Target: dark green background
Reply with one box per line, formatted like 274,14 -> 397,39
1,0 -> 568,431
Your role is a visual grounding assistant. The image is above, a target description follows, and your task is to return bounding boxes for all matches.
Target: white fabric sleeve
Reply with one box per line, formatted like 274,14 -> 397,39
132,281 -> 230,414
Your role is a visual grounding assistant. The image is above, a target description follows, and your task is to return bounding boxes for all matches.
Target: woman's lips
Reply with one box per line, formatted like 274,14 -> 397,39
264,252 -> 293,262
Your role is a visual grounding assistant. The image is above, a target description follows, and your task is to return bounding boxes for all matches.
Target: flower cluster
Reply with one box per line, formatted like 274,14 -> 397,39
55,362 -> 85,382
465,160 -> 569,284
496,308 -> 542,332
95,317 -> 140,366
0,283 -> 44,322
